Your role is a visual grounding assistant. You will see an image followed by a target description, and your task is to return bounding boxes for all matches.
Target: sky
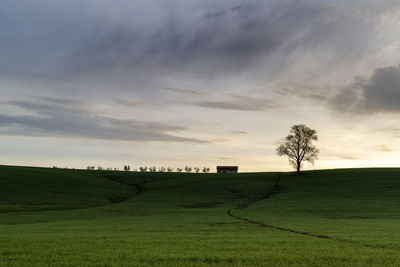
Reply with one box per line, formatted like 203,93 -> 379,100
1,0 -> 400,172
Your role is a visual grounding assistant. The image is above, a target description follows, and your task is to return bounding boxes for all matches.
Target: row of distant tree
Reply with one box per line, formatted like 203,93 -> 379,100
64,125 -> 319,175
85,165 -> 210,173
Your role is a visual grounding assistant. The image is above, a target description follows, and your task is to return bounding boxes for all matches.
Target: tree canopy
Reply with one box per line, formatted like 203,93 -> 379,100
276,124 -> 319,175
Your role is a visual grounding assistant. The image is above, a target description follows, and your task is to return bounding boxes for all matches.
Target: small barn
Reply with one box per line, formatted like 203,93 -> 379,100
216,166 -> 238,173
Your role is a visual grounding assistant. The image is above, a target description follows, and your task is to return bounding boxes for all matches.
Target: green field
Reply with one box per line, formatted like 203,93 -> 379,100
1,165 -> 400,266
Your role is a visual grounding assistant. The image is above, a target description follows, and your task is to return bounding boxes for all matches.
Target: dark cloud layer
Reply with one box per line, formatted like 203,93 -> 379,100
332,66 -> 400,114
280,65 -> 400,115
0,99 -> 207,143
1,0 -> 396,89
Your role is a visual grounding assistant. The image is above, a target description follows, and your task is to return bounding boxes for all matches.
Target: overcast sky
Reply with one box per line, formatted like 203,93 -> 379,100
1,0 -> 400,171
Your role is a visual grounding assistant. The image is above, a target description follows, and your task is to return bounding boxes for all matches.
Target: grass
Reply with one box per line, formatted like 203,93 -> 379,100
1,165 -> 400,266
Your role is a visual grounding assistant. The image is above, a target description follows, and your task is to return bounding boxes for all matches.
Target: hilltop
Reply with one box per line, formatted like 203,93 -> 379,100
1,165 -> 400,266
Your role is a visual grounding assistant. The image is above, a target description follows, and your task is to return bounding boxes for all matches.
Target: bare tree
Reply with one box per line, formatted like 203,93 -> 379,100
194,167 -> 200,173
139,166 -> 147,172
276,124 -> 319,175
149,166 -> 157,172
184,166 -> 192,173
202,167 -> 210,173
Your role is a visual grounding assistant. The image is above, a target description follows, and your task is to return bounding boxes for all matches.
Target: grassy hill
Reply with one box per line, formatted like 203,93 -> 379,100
1,166 -> 400,266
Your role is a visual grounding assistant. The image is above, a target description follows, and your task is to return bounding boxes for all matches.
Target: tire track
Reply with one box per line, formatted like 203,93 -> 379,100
227,210 -> 330,239
226,175 -> 333,239
226,175 -> 399,250
103,175 -> 146,203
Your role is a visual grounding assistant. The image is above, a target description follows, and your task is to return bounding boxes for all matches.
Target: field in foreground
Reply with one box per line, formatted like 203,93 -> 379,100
1,166 -> 400,266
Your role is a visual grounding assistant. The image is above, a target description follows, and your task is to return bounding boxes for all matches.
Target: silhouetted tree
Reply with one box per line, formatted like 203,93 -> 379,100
276,124 -> 319,175
202,167 -> 210,173
184,166 -> 192,173
176,168 -> 182,172
139,166 -> 147,172
194,167 -> 200,173
149,166 -> 157,172
167,167 -> 174,172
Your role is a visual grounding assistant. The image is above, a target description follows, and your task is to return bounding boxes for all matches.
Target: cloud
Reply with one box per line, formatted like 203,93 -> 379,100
115,99 -> 156,108
331,66 -> 400,114
163,87 -> 204,96
0,0 -> 399,123
0,99 -> 208,144
279,65 -> 400,115
372,145 -> 395,152
230,131 -> 247,135
189,94 -> 284,112
217,157 -> 234,160
2,0 -> 397,92
335,155 -> 361,160
278,83 -> 334,102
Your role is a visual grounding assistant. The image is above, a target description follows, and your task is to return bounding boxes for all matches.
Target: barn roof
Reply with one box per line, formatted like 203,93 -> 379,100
216,166 -> 238,169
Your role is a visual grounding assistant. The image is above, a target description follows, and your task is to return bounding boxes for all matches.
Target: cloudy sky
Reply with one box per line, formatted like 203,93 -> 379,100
1,0 -> 400,171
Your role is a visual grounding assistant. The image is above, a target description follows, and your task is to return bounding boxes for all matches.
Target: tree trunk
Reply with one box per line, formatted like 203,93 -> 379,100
296,163 -> 300,175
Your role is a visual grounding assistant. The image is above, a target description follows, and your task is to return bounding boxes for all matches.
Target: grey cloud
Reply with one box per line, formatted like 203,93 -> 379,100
0,99 -> 208,144
203,11 -> 226,19
1,0 -> 395,88
1,0 -> 399,123
115,99 -> 157,108
363,67 -> 400,112
280,65 -> 400,115
331,66 -> 400,114
335,155 -> 361,160
37,97 -> 88,107
163,87 -> 204,96
279,84 -> 334,102
203,4 -> 244,19
190,95 -> 283,112
230,131 -> 247,135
